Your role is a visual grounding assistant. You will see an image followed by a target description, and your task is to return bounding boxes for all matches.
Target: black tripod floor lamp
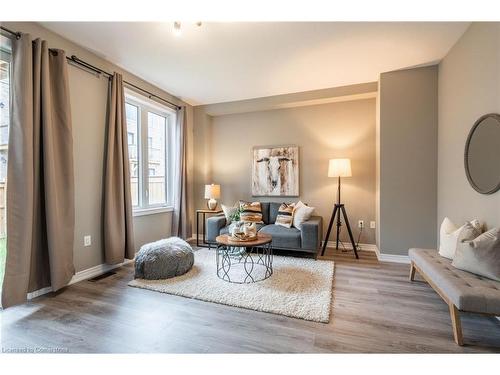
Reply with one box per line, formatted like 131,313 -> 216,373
321,158 -> 359,259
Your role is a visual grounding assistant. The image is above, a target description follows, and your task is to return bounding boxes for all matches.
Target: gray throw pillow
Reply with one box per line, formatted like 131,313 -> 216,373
452,227 -> 500,281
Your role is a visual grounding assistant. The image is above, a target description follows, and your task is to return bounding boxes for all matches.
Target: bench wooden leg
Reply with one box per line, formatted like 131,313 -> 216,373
449,304 -> 464,346
409,261 -> 416,281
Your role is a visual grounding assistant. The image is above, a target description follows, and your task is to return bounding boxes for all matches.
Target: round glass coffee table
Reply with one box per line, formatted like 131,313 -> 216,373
215,233 -> 273,283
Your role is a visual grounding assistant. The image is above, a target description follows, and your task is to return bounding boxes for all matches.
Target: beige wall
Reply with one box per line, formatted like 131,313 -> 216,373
438,23 -> 500,230
195,97 -> 377,245
4,22 -> 194,272
378,66 -> 438,255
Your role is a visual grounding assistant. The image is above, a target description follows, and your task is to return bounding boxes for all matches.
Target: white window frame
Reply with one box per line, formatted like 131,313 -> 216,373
125,89 -> 176,216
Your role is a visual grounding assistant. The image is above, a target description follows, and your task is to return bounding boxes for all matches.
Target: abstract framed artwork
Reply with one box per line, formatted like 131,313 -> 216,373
252,145 -> 299,196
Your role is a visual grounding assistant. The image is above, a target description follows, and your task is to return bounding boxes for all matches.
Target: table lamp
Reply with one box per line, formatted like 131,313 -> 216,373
204,184 -> 220,210
321,158 -> 359,259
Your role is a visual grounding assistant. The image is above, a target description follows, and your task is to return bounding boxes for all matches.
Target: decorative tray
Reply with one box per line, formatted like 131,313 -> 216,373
229,233 -> 258,242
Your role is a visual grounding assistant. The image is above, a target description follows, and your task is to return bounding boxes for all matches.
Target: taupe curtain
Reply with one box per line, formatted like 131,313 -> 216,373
103,73 -> 135,264
1,35 -> 75,308
172,107 -> 190,239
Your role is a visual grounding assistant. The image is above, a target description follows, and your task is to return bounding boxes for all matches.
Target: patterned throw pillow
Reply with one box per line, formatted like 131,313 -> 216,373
221,204 -> 238,223
239,201 -> 264,224
275,203 -> 296,228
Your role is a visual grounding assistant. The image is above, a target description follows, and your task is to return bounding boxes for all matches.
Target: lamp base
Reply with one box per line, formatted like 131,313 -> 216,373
207,199 -> 217,210
320,203 -> 358,259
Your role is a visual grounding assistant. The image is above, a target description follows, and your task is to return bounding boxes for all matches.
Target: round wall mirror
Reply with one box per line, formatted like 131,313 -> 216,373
464,113 -> 500,194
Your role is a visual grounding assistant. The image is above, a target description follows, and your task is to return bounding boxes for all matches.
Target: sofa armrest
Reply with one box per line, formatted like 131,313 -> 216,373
300,216 -> 323,251
206,215 -> 227,243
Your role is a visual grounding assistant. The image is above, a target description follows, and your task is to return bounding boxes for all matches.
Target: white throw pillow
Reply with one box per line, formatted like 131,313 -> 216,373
452,227 -> 500,281
293,201 -> 315,230
438,217 -> 482,259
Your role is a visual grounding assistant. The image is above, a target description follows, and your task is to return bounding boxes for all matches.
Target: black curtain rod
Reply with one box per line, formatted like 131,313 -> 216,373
67,56 -> 181,110
0,26 -> 21,39
1,26 -> 182,110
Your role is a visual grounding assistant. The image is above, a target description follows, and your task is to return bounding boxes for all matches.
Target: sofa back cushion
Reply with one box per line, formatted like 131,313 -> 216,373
259,202 -> 270,224
269,202 -> 282,224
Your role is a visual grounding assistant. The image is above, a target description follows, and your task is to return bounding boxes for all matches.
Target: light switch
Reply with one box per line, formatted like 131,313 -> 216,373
370,221 -> 376,229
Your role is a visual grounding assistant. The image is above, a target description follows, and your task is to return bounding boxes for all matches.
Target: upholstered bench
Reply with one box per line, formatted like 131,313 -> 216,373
409,248 -> 500,345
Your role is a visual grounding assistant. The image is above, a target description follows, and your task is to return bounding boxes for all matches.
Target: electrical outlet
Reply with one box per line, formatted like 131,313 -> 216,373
370,221 -> 376,229
358,220 -> 364,228
84,235 -> 92,247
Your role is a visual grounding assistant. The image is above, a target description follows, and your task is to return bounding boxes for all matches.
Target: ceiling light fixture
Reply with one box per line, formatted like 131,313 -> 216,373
173,22 -> 182,36
172,22 -> 202,36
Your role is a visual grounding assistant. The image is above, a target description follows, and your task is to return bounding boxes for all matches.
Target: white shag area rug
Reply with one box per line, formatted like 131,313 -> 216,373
128,249 -> 334,323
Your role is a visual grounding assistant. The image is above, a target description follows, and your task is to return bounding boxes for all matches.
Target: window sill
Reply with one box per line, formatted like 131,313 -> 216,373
133,206 -> 174,217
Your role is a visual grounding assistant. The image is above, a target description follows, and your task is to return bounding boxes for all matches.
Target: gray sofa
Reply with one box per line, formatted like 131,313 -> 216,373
409,248 -> 500,346
206,202 -> 323,257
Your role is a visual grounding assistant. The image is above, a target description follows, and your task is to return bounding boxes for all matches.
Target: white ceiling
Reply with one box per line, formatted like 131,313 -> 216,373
41,22 -> 469,105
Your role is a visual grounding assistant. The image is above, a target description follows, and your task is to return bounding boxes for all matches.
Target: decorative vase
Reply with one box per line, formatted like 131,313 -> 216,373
229,221 -> 242,236
243,222 -> 257,238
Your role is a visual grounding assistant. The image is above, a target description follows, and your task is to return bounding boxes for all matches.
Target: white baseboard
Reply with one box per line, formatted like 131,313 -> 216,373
376,252 -> 411,264
373,247 -> 410,264
323,240 -> 410,264
27,287 -> 53,300
323,241 -> 378,253
68,258 -> 134,285
194,233 -> 410,264
27,258 -> 134,300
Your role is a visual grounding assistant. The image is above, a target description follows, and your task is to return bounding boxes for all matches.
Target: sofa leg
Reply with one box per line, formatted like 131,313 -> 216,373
409,262 -> 416,281
449,304 -> 464,346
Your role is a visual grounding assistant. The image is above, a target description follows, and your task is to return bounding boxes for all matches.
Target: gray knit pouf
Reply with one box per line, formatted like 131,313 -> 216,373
134,237 -> 194,280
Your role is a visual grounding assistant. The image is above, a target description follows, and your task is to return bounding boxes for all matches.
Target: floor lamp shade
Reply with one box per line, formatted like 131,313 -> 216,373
328,158 -> 352,178
204,184 -> 220,210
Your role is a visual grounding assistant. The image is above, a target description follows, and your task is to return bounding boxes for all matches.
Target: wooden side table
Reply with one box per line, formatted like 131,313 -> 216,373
196,208 -> 223,247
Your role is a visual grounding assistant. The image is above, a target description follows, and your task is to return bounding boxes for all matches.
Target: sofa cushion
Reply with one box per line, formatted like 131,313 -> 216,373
260,202 -> 270,224
269,202 -> 282,224
409,248 -> 500,314
259,224 -> 301,249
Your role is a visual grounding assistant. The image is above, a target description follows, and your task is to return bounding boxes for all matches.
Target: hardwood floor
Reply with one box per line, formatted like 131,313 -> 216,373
1,248 -> 500,353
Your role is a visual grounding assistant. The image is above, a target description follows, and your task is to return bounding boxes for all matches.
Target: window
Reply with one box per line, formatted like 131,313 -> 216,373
125,89 -> 175,214
125,102 -> 139,207
0,35 -> 11,288
127,131 -> 134,145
